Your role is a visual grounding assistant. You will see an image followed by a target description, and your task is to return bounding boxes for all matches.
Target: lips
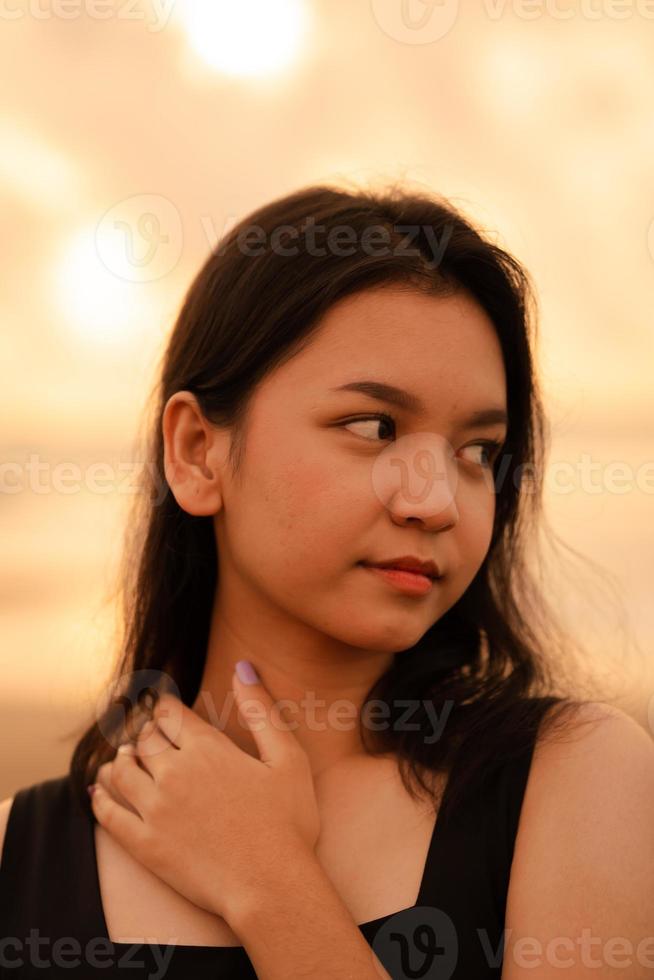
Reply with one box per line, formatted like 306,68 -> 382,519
363,556 -> 442,579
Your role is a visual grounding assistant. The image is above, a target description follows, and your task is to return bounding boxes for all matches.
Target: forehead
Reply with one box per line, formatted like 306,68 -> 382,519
261,286 -> 507,413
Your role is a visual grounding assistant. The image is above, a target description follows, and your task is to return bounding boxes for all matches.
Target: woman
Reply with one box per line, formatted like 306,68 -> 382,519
1,182 -> 652,979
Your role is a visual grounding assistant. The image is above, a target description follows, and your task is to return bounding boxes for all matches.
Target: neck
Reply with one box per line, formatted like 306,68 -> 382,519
189,591 -> 395,780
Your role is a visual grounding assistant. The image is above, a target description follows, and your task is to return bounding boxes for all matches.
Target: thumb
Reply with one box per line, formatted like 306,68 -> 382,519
231,660 -> 299,766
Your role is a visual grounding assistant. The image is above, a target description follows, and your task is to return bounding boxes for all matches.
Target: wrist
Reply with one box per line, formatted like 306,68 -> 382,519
224,841 -> 321,934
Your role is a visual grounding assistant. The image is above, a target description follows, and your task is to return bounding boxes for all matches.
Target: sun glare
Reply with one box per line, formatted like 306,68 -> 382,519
175,0 -> 308,78
53,227 -> 155,347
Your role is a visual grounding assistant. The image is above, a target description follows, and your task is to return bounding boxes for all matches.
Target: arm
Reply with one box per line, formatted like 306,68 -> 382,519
229,841 -> 392,980
0,797 -> 13,859
502,702 -> 654,979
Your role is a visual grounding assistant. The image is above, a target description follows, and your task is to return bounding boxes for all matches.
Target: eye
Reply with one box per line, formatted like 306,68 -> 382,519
459,439 -> 504,469
340,412 -> 396,442
340,415 -> 505,468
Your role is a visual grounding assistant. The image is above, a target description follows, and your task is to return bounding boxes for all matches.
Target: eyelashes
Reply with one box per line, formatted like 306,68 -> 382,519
339,412 -> 505,469
341,412 -> 396,442
470,438 -> 504,468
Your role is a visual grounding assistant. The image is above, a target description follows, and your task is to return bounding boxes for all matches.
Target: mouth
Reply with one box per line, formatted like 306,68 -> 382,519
358,562 -> 440,596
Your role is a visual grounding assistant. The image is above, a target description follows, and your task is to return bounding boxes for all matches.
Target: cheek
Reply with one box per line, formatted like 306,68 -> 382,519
284,462 -> 369,552
452,493 -> 496,577
244,454 -> 366,569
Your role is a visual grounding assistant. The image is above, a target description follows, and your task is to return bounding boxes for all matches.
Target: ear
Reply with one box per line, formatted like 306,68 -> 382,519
162,391 -> 229,516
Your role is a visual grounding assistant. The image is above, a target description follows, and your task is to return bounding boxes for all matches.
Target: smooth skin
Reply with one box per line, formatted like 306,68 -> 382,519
1,286 -> 653,975
171,284 -> 509,779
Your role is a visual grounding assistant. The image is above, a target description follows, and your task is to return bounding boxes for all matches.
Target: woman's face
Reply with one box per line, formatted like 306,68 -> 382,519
214,285 -> 508,655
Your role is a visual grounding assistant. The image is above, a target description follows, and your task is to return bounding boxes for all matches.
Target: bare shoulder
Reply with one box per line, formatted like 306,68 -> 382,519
0,796 -> 15,860
526,699 -> 654,816
502,701 -> 654,978
534,697 -> 653,750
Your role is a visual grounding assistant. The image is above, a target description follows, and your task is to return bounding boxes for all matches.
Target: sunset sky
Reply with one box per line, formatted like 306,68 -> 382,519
1,0 -> 652,755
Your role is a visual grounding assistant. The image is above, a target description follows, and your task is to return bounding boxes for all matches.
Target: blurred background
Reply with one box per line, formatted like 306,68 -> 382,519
1,0 -> 653,799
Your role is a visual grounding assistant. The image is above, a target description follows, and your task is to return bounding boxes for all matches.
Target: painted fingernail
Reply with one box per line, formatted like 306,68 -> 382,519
87,784 -> 96,796
235,660 -> 259,684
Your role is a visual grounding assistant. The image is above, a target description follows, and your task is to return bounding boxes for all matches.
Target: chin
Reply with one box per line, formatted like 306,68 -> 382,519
351,623 -> 431,655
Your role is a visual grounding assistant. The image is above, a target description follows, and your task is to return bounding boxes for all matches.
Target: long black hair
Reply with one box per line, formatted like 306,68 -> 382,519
68,180 -> 620,824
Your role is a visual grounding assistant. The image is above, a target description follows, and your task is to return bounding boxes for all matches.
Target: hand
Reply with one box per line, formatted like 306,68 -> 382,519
89,665 -> 321,924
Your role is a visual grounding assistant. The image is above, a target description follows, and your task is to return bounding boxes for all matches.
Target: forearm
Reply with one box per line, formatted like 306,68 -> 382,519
228,847 -> 392,980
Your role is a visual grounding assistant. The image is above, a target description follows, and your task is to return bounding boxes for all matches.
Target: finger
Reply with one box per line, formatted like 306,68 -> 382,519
152,693 -> 205,748
90,783 -> 150,857
95,760 -> 140,816
99,746 -> 155,817
111,747 -> 158,817
135,719 -> 178,777
231,660 -> 300,767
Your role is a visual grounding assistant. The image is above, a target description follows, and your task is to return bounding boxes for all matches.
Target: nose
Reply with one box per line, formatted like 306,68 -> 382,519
388,484 -> 459,531
382,436 -> 460,531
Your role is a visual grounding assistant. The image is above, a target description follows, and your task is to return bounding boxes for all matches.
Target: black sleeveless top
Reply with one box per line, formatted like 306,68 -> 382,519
0,736 -> 537,979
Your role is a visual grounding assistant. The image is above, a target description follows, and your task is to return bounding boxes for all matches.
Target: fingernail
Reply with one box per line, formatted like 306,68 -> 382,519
235,660 -> 259,684
87,784 -> 96,796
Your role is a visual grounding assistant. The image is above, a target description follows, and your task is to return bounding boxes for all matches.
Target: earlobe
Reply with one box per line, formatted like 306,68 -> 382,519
163,443 -> 222,515
169,474 -> 223,517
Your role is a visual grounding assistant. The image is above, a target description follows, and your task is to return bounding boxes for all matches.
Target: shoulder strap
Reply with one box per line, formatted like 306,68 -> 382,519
0,775 -> 104,947
414,725 -> 539,976
481,732 -> 539,928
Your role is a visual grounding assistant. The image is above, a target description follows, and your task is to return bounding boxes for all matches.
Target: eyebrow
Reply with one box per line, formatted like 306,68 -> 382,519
329,380 -> 508,429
